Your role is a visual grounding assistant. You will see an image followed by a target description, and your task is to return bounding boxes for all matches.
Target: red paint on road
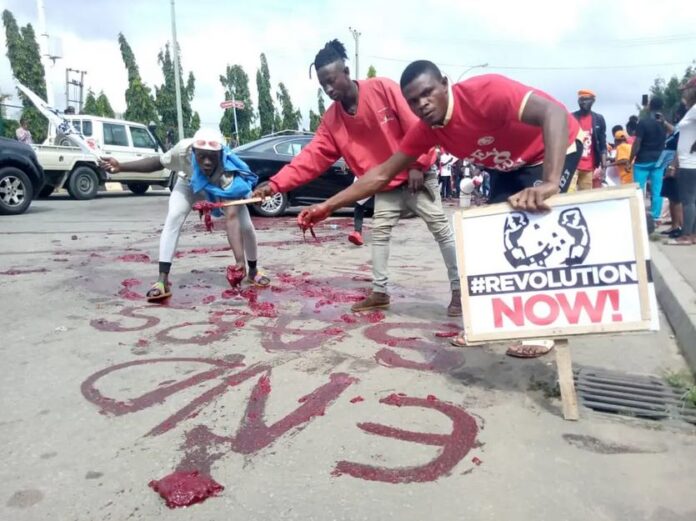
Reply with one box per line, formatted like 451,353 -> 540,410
333,394 -> 478,483
116,253 -> 151,263
148,470 -> 223,508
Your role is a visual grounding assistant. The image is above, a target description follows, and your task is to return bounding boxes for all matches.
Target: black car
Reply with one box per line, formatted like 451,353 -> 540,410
234,131 -> 359,217
0,137 -> 45,215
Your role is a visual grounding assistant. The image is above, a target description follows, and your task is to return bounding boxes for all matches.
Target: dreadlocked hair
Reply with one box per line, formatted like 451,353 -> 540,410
309,39 -> 348,78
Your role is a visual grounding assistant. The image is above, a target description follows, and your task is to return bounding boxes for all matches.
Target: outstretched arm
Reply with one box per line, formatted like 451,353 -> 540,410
99,156 -> 163,173
507,93 -> 569,212
296,151 -> 415,228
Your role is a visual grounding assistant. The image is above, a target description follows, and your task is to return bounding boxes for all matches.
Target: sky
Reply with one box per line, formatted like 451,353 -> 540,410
1,0 -> 695,138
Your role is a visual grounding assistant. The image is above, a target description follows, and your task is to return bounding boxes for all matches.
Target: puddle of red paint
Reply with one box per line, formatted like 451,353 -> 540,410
202,295 -> 216,305
148,470 -> 223,508
349,396 -> 364,404
116,253 -> 151,263
118,278 -> 144,300
434,331 -> 459,338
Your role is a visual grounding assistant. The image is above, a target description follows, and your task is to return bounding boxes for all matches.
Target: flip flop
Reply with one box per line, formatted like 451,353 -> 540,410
448,334 -> 482,348
247,271 -> 271,287
506,340 -> 554,358
146,281 -> 172,302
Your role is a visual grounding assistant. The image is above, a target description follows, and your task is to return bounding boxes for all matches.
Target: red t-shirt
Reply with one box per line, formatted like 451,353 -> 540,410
270,78 -> 434,193
577,113 -> 594,171
400,74 -> 580,172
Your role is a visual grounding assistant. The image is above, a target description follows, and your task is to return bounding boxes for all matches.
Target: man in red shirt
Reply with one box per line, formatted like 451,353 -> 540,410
571,89 -> 607,191
254,42 -> 462,316
299,60 -> 582,355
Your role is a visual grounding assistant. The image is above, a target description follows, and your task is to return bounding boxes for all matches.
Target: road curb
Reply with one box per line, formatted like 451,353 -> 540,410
651,244 -> 696,373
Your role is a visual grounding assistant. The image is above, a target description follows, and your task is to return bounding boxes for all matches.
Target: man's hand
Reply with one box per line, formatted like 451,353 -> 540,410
99,156 -> 121,173
297,202 -> 331,230
252,182 -> 275,200
407,169 -> 424,193
507,182 -> 559,213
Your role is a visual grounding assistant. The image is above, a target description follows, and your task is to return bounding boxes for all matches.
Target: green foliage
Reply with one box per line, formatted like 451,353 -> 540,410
317,88 -> 326,116
366,64 -> 377,78
276,82 -> 301,131
649,63 -> 695,122
154,42 -> 198,140
309,89 -> 326,132
96,91 -> 115,118
83,89 -> 115,118
118,33 -> 158,126
256,53 -> 275,135
219,64 -> 255,143
82,89 -> 98,115
2,9 -> 48,142
1,118 -> 19,139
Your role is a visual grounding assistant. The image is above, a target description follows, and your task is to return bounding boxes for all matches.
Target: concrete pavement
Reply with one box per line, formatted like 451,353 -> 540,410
651,238 -> 696,372
1,193 -> 695,521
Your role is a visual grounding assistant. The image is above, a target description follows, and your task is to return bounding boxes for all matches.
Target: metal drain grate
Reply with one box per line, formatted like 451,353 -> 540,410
574,367 -> 696,425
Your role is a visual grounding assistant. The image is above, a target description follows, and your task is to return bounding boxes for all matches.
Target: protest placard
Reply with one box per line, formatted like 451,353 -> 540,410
453,186 -> 658,344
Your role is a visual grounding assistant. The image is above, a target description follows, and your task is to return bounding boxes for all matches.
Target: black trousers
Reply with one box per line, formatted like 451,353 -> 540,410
488,140 -> 582,203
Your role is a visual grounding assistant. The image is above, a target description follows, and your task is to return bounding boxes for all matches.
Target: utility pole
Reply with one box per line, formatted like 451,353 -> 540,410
170,0 -> 184,140
36,0 -> 54,106
349,27 -> 361,79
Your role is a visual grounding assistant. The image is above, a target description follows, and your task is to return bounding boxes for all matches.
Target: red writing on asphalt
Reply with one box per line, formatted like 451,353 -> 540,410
492,289 -> 622,328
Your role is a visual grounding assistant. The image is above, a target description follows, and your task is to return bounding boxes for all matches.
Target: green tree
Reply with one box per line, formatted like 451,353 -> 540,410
96,91 -> 115,118
219,64 -> 255,143
154,42 -> 199,140
649,63 -> 695,122
256,53 -> 275,135
118,33 -> 158,126
2,9 -> 48,142
276,82 -> 301,131
82,89 -> 99,115
309,88 -> 327,132
366,65 -> 377,78
82,89 -> 115,118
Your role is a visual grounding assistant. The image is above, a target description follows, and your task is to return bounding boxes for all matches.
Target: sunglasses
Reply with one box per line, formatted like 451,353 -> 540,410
193,140 -> 222,149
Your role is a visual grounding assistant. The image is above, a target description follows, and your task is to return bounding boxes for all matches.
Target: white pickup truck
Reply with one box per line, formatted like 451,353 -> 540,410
34,115 -> 175,199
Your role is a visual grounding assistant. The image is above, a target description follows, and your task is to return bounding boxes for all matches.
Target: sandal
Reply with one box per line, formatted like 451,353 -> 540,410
448,333 -> 482,348
506,340 -> 554,358
146,281 -> 172,302
247,270 -> 271,287
665,238 -> 693,246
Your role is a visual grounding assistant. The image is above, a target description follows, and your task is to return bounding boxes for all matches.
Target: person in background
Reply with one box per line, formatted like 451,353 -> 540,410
609,130 -> 633,185
631,97 -> 668,222
626,115 -> 639,138
668,77 -> 696,245
571,89 -> 607,191
349,179 -> 372,246
15,117 -> 32,144
658,104 -> 686,239
438,150 -> 455,199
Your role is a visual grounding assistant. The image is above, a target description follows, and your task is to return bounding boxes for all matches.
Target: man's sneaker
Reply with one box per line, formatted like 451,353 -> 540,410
348,231 -> 364,246
447,289 -> 462,317
351,291 -> 390,312
669,227 -> 683,239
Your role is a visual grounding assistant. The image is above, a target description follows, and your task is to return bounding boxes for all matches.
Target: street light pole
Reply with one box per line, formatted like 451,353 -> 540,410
36,0 -> 54,107
349,27 -> 361,79
170,0 -> 184,140
456,63 -> 489,82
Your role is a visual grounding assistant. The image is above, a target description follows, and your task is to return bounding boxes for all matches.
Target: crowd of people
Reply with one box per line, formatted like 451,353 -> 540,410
92,37 -> 694,354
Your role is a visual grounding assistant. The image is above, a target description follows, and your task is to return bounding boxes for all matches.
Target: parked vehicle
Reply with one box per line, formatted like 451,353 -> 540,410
35,115 -> 173,199
234,131 -> 360,217
0,137 -> 45,215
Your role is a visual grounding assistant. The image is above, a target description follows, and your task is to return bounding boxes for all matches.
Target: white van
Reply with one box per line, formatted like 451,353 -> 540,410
35,115 -> 174,199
